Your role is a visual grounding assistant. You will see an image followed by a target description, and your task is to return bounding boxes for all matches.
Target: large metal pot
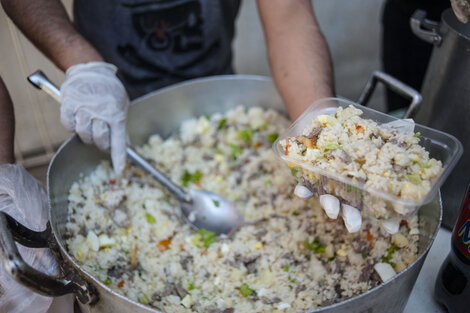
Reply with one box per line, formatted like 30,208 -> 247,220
411,8 -> 470,229
0,75 -> 441,313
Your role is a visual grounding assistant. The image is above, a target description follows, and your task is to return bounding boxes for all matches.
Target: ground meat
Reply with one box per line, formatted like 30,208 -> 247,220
234,254 -> 259,274
325,259 -> 342,274
207,308 -> 234,313
107,265 -> 126,278
262,297 -> 281,304
306,126 -> 322,143
255,228 -> 268,240
175,283 -> 188,299
180,255 -> 194,271
321,299 -> 336,307
337,149 -> 352,164
359,262 -> 374,283
295,284 -> 306,296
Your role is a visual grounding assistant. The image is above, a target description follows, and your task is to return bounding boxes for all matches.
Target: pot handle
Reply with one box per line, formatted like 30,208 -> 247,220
357,71 -> 422,118
0,212 -> 98,304
410,10 -> 442,45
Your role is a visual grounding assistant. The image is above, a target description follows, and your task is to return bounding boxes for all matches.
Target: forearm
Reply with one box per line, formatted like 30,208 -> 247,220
257,0 -> 334,120
0,78 -> 15,164
1,0 -> 103,71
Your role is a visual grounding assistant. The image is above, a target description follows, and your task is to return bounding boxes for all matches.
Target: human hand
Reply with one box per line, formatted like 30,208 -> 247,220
450,0 -> 470,23
60,62 -> 129,174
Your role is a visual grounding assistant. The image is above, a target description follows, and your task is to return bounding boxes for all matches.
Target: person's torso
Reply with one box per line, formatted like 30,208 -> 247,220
74,0 -> 241,98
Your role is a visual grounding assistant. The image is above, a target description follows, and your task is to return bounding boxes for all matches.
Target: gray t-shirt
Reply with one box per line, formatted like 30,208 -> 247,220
74,0 -> 241,99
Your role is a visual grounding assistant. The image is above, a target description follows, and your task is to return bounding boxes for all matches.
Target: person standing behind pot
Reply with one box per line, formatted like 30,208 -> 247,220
0,0 -> 334,174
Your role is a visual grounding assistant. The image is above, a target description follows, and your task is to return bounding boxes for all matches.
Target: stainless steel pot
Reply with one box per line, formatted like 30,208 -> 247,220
411,8 -> 470,229
0,74 -> 440,313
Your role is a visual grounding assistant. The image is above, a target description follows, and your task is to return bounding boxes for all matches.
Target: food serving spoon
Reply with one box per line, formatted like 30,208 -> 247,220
27,70 -> 243,235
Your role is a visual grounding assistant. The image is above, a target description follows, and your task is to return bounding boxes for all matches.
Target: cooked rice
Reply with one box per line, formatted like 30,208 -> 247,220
65,106 -> 419,313
279,105 -> 442,219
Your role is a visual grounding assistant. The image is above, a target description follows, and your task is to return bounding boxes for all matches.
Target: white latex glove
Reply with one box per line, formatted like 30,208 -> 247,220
60,62 -> 129,174
0,164 -> 73,313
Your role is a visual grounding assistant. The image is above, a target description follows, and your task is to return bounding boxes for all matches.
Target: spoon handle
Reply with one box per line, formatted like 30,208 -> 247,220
27,70 -> 191,203
125,148 -> 190,202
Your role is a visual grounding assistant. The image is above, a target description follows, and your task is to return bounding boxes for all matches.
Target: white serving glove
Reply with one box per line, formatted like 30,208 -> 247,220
60,62 -> 129,174
0,164 -> 73,313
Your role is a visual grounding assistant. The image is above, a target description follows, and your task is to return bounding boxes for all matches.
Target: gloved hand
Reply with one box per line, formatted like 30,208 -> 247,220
450,0 -> 470,23
60,62 -> 129,174
0,164 -> 73,313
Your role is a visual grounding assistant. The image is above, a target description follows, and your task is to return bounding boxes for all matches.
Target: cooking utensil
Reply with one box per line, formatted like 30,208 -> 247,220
411,8 -> 470,229
28,71 -> 243,235
0,74 -> 442,313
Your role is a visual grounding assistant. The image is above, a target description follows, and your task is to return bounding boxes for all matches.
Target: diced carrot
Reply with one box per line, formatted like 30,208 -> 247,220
366,231 -> 373,242
285,138 -> 290,155
255,141 -> 262,149
109,179 -> 116,185
117,280 -> 125,288
157,239 -> 171,252
356,125 -> 363,131
309,139 -> 315,149
179,244 -> 185,251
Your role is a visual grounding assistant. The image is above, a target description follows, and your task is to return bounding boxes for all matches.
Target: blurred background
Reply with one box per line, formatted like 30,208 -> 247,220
0,0 -> 386,180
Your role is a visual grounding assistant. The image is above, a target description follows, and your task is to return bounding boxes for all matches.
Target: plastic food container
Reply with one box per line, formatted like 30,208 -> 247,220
273,97 -> 463,219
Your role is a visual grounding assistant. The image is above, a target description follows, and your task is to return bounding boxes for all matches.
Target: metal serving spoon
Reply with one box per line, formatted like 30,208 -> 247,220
28,70 -> 243,235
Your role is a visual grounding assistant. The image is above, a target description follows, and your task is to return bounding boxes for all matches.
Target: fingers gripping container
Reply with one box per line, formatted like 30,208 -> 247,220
273,98 -> 463,221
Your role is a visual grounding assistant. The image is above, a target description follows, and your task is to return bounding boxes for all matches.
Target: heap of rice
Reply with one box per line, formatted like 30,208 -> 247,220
65,106 -> 419,313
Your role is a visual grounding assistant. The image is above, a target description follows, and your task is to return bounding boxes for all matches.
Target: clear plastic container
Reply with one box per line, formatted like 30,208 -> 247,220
273,97 -> 463,219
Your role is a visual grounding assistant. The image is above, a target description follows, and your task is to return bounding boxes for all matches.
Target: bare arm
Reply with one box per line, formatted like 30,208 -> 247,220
0,77 -> 15,164
257,0 -> 334,120
1,0 -> 103,71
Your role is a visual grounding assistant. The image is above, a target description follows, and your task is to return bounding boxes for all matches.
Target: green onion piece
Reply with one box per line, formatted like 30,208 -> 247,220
417,161 -> 431,169
181,170 -> 202,187
322,143 -> 342,152
145,213 -> 156,224
381,244 -> 399,266
301,148 -> 307,156
218,118 -> 227,130
204,114 -> 211,121
290,168 -> 298,178
188,282 -> 195,291
267,132 -> 279,144
237,128 -> 253,143
303,239 -> 326,254
284,265 -> 289,272
192,228 -> 217,248
292,210 -> 299,216
139,294 -> 149,305
407,174 -> 422,185
414,132 -> 421,137
213,200 -> 220,207
103,278 -> 112,285
229,144 -> 243,159
264,178 -> 272,185
240,283 -> 254,297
